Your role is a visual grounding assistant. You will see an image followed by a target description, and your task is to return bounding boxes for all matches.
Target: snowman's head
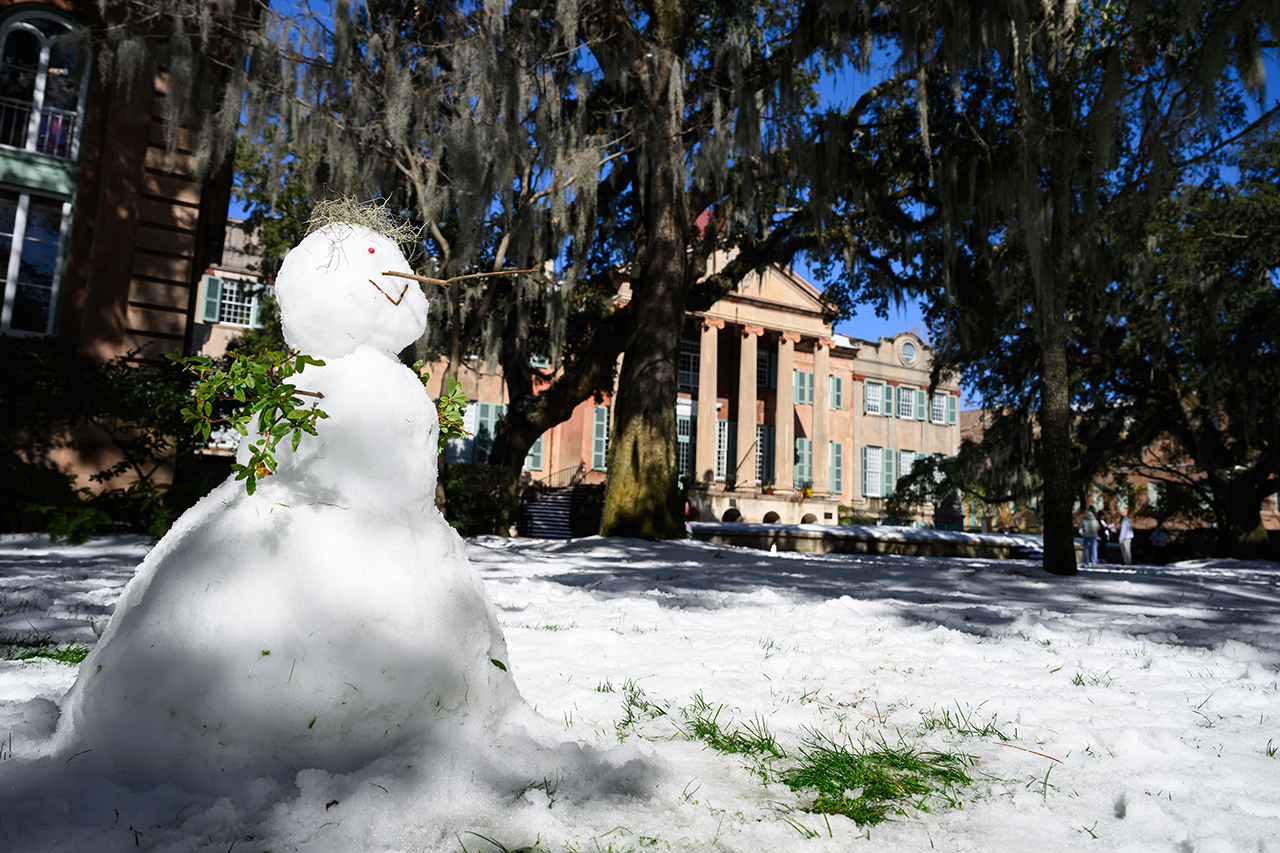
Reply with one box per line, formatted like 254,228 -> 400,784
275,222 -> 429,358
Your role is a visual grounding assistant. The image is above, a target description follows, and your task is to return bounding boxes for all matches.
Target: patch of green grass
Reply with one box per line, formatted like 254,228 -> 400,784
615,679 -> 669,741
779,730 -> 973,825
919,702 -> 1010,741
1071,671 -> 1115,688
678,693 -> 975,827
680,693 -> 783,760
1,632 -> 91,665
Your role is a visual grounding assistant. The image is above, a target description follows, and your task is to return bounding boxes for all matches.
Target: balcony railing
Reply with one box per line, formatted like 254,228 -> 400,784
0,96 -> 78,160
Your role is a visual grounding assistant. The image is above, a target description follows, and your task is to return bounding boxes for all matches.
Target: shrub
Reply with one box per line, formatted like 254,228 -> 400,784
441,464 -> 518,537
0,335 -> 201,539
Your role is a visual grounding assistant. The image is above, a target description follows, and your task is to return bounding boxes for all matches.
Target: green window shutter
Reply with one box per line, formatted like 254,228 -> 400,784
946,394 -> 958,425
793,437 -> 803,489
830,441 -> 843,494
593,406 -> 610,470
861,445 -> 869,496
474,402 -> 492,463
916,389 -> 927,421
884,386 -> 894,417
794,370 -> 803,404
794,437 -> 811,489
830,376 -> 843,409
882,447 -> 895,498
763,424 -> 775,483
474,403 -> 505,463
524,434 -> 544,471
201,276 -> 222,323
248,291 -> 263,328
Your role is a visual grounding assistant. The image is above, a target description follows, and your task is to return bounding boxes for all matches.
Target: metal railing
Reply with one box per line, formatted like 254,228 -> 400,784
0,97 -> 78,159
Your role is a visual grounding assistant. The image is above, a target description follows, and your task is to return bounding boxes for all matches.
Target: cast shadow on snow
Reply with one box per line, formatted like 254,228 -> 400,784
0,722 -> 662,852
469,537 -> 1280,657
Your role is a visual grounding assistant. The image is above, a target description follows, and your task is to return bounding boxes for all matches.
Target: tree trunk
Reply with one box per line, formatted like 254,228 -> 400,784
1039,303 -> 1078,575
599,59 -> 689,539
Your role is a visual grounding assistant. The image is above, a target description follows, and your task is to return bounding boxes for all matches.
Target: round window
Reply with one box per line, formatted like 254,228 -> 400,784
902,342 -> 917,364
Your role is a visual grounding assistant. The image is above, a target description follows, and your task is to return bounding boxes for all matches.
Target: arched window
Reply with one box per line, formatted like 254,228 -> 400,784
0,11 -> 86,334
0,12 -> 88,160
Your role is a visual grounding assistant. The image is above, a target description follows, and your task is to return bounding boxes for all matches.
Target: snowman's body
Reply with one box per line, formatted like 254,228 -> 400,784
56,224 -> 521,783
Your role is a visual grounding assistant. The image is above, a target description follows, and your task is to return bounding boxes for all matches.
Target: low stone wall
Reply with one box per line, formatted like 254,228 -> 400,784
688,521 -> 1052,560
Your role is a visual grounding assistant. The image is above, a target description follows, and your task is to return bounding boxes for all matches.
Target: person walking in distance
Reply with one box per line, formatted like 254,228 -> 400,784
1078,506 -> 1101,565
1118,509 -> 1134,565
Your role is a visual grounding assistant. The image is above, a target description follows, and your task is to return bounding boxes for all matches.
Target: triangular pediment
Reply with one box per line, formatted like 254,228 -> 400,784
700,253 -> 831,337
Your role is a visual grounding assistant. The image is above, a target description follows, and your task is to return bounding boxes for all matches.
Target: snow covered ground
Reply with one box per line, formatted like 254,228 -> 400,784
1,532 -> 1278,852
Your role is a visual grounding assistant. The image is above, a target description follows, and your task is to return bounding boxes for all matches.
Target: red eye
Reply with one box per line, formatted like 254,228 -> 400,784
368,247 -> 375,254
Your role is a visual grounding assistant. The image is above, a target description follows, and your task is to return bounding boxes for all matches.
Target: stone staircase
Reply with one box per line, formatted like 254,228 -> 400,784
519,488 -> 576,539
518,483 -> 604,539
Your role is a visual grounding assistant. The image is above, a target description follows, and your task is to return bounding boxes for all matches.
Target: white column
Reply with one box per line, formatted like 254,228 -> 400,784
812,338 -> 831,494
776,332 -> 798,491
737,325 -> 762,486
695,317 -> 722,485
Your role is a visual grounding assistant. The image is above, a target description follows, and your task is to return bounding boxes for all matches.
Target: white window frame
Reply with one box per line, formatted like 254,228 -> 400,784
862,445 -> 883,498
755,423 -> 774,485
931,392 -> 947,424
865,381 -> 883,416
756,349 -> 777,388
678,339 -> 700,391
898,450 -> 916,482
0,11 -> 90,162
897,386 -> 914,420
0,189 -> 71,335
715,418 -> 739,481
199,275 -> 268,328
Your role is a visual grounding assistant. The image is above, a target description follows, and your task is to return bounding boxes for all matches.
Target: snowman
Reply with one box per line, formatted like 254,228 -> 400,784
54,222 -> 524,785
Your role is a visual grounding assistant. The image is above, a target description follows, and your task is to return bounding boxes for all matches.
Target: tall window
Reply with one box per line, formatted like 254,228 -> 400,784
864,381 -> 884,415
524,434 -> 543,471
0,13 -> 88,160
829,375 -> 843,409
676,409 -> 694,475
756,349 -> 777,388
0,190 -> 69,334
863,445 -> 883,497
592,405 -> 610,470
678,339 -> 700,390
445,400 -> 507,464
898,450 -> 917,481
793,370 -> 814,404
793,437 -> 812,489
715,419 -> 737,481
755,424 -> 775,484
897,386 -> 914,420
931,392 -> 947,424
862,446 -> 895,498
830,441 -> 843,494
